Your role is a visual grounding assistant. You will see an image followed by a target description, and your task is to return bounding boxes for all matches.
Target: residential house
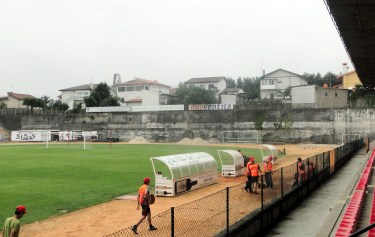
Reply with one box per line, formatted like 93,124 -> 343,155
185,77 -> 227,98
113,77 -> 172,106
0,92 -> 35,108
260,69 -> 308,99
291,85 -> 348,109
59,83 -> 116,109
220,88 -> 245,104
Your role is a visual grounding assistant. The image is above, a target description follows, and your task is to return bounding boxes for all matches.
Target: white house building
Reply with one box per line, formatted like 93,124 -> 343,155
260,69 -> 308,100
185,77 -> 227,98
291,85 -> 348,108
59,83 -> 116,109
112,77 -> 172,106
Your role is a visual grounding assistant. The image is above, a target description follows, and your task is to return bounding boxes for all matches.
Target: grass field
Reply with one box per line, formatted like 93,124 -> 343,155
0,143 -> 263,226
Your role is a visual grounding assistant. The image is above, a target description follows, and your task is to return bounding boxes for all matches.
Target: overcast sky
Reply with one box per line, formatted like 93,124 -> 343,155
0,0 -> 352,99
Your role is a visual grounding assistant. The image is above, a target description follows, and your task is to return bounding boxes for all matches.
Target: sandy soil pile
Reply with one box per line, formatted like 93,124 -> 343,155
127,136 -> 149,144
176,137 -> 193,144
176,137 -> 210,145
192,137 -> 210,145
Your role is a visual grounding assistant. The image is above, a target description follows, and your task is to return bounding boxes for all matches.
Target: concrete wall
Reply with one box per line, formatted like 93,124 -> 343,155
1,108 -> 375,143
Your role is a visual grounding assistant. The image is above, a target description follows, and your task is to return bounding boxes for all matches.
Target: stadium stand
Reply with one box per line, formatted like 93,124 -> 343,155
335,149 -> 375,236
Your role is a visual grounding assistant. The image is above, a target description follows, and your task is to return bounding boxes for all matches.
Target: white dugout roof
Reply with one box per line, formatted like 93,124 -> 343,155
150,152 -> 217,180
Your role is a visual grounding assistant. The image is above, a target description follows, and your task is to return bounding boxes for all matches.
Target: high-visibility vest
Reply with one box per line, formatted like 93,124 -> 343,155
263,161 -> 272,172
263,162 -> 268,172
249,164 -> 259,177
246,162 -> 252,176
138,184 -> 149,204
267,162 -> 272,172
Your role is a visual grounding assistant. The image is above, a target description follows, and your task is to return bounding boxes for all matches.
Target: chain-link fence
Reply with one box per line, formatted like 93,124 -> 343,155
104,139 -> 364,237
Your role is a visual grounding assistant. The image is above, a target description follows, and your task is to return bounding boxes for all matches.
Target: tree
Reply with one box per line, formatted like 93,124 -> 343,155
84,82 -> 122,107
40,95 -> 51,108
0,101 -> 7,108
170,83 -> 217,104
241,77 -> 261,99
50,100 -> 69,111
302,72 -> 339,87
225,77 -> 236,88
23,98 -> 45,113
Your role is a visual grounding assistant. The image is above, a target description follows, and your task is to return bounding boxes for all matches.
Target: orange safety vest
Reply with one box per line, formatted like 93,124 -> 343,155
267,161 -> 272,172
138,184 -> 149,205
249,164 -> 259,177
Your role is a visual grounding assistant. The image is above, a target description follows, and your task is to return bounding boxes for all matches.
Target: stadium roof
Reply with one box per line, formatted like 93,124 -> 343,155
324,0 -> 375,87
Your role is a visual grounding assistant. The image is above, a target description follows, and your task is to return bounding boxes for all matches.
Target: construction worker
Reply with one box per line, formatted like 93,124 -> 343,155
244,156 -> 255,193
263,156 -> 274,188
249,158 -> 262,194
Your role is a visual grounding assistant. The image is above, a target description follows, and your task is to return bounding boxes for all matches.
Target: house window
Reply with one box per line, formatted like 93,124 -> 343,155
144,86 -> 149,90
126,86 -> 134,91
76,90 -> 90,96
208,84 -> 215,90
335,93 -> 338,97
262,79 -> 275,85
118,87 -> 125,92
325,92 -> 328,96
135,86 -> 143,91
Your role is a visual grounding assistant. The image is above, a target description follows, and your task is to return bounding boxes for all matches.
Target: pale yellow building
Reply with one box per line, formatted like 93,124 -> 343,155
337,71 -> 362,90
0,92 -> 35,108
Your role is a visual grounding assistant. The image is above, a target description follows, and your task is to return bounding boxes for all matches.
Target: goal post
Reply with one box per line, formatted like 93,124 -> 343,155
44,131 -> 98,149
221,130 -> 261,143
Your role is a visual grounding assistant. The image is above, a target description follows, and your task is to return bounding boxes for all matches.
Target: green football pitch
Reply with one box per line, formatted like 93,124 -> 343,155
0,143 -> 262,226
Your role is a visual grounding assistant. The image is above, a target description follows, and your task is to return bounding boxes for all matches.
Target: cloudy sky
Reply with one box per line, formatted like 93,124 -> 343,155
0,0 -> 352,99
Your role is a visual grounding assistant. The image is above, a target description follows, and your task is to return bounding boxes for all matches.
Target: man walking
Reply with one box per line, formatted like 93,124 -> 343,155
131,177 -> 157,234
2,205 -> 26,237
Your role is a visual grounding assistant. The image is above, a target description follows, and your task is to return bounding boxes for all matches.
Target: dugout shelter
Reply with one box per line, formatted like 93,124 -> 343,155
150,152 -> 218,197
217,150 -> 244,177
260,144 -> 278,164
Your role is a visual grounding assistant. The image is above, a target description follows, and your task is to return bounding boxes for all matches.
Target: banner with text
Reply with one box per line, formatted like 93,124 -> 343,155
188,104 -> 233,111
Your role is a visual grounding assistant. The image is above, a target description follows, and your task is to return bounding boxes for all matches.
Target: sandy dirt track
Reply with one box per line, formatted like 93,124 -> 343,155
1,143 -> 337,237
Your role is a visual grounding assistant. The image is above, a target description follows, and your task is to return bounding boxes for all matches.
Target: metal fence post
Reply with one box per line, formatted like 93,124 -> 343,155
226,187 -> 229,236
281,167 -> 284,200
307,158 -> 310,193
171,207 -> 174,237
315,155 -> 318,184
296,162 -> 299,200
281,167 -> 284,216
261,175 -> 264,230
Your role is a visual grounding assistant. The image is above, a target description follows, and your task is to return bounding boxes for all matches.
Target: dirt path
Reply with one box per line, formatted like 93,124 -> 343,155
3,143 -> 337,237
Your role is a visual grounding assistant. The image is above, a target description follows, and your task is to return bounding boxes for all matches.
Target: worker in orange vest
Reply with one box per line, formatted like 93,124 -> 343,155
263,156 -> 274,188
131,177 -> 157,234
244,156 -> 255,193
249,158 -> 262,194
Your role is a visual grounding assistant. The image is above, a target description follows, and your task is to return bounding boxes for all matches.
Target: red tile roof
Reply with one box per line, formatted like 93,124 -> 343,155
116,78 -> 170,88
125,98 -> 142,103
7,92 -> 35,100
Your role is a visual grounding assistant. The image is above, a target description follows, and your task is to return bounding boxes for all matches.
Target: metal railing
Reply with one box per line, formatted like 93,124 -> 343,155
104,139 -> 363,237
